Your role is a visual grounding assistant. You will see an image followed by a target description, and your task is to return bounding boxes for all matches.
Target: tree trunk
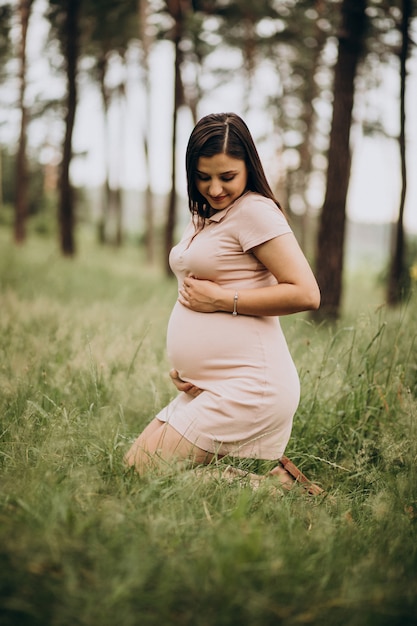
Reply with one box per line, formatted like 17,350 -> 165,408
313,0 -> 367,320
296,0 -> 327,257
112,79 -> 126,247
387,0 -> 411,305
97,53 -> 111,245
164,0 -> 186,275
14,0 -> 33,244
241,18 -> 256,116
59,0 -> 80,256
138,0 -> 155,264
164,40 -> 180,275
0,149 -> 3,208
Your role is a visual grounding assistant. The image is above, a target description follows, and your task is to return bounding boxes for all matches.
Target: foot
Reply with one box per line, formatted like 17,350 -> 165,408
268,464 -> 297,490
268,456 -> 324,496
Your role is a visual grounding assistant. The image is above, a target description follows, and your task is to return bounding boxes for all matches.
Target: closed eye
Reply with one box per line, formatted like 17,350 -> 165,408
196,173 -> 237,182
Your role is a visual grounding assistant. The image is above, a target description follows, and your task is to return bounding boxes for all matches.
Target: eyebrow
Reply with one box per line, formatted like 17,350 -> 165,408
196,169 -> 238,175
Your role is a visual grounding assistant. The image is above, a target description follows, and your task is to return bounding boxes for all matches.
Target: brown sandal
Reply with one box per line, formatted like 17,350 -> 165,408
269,455 -> 325,496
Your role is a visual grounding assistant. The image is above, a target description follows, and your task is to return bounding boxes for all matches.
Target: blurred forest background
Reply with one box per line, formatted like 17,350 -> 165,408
1,7 -> 417,620
1,0 -> 417,319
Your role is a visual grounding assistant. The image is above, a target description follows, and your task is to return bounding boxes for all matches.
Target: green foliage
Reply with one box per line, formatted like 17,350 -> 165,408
0,148 -> 16,207
0,229 -> 416,626
0,2 -> 12,80
0,147 -> 56,232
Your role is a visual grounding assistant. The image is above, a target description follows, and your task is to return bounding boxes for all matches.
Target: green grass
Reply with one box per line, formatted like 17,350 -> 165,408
1,228 -> 416,626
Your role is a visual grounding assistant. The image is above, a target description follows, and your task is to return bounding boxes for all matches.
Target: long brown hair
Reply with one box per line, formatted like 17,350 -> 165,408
185,112 -> 282,220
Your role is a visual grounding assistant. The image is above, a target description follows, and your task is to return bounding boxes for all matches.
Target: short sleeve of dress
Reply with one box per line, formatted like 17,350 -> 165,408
237,194 -> 292,253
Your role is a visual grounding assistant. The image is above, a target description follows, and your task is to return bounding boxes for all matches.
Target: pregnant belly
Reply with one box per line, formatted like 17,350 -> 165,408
166,302 -> 279,384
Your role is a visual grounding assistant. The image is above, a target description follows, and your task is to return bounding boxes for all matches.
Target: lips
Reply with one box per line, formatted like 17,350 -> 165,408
210,195 -> 228,203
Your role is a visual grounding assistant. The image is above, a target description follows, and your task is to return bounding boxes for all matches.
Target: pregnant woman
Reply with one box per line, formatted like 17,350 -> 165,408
125,113 -> 322,493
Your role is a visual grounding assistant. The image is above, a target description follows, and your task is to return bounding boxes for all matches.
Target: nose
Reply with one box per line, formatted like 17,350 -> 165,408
208,179 -> 223,197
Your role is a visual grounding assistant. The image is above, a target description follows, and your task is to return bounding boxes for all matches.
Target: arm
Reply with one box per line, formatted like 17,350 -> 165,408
178,233 -> 320,316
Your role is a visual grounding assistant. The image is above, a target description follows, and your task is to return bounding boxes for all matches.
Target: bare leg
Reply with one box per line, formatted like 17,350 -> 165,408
124,418 -> 215,474
130,417 -> 164,443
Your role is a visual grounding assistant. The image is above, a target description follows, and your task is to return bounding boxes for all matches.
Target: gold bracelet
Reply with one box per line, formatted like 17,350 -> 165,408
232,292 -> 238,316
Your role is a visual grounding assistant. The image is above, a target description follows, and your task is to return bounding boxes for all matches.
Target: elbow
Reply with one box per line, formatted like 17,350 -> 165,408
310,297 -> 321,311
312,286 -> 321,310
304,285 -> 321,311
283,282 -> 321,314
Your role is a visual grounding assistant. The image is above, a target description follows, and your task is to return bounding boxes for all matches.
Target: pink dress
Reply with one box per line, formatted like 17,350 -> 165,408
157,192 -> 300,460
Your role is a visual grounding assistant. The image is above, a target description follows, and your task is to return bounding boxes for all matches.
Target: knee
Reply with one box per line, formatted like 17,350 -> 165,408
124,448 -> 136,469
124,440 -> 148,471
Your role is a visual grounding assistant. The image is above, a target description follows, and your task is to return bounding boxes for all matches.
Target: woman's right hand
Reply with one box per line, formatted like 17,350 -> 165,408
169,369 -> 203,397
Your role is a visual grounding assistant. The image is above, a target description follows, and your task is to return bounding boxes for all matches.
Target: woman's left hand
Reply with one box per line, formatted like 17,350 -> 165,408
178,275 -> 222,313
169,369 -> 203,397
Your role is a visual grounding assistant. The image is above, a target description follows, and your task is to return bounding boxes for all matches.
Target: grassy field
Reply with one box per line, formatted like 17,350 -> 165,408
1,229 -> 416,626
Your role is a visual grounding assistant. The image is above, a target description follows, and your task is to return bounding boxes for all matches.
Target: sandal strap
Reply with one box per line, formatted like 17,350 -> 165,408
279,456 -> 325,496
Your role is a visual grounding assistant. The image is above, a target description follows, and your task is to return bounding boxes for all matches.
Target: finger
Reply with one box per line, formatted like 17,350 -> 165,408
174,380 -> 189,392
190,385 -> 202,395
169,369 -> 179,380
185,276 -> 197,288
178,294 -> 189,308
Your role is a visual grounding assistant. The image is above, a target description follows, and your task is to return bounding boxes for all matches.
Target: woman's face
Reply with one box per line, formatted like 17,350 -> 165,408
195,153 -> 248,211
